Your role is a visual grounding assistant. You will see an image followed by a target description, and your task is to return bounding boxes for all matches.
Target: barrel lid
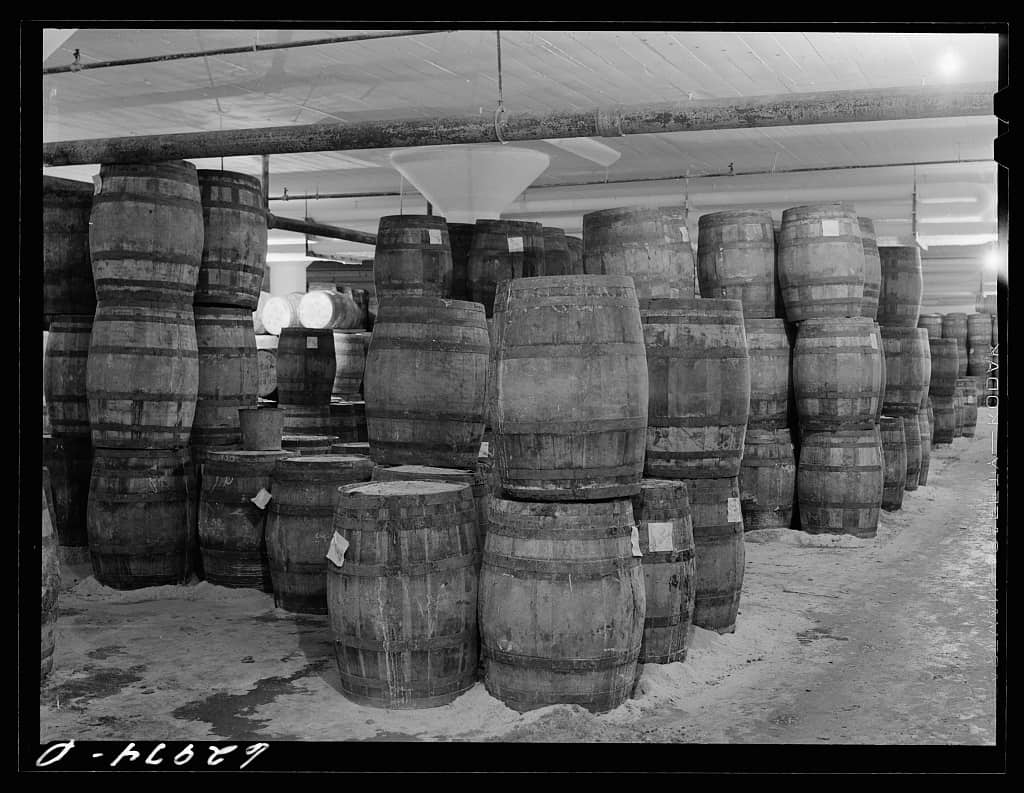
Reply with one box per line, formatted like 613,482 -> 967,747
698,208 -> 773,227
196,168 -> 263,191
331,442 -> 370,454
282,435 -> 338,445
340,479 -> 472,505
378,213 -> 448,226
276,454 -> 374,476
781,202 -> 857,221
206,449 -> 291,464
372,464 -> 477,483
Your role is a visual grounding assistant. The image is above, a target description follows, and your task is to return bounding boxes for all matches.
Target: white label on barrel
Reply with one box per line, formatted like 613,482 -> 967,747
250,488 -> 272,509
479,441 -> 489,458
869,334 -> 878,349
821,219 -> 841,237
508,236 -> 524,253
306,336 -> 319,349
92,175 -> 102,195
648,521 -> 675,552
630,525 -> 643,557
326,532 -> 350,567
727,497 -> 742,523
428,228 -> 443,245
678,226 -> 690,241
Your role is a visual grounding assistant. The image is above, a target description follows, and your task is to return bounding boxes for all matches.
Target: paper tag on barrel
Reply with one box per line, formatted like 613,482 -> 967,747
428,229 -> 443,245
869,334 -> 878,349
630,525 -> 643,557
92,175 -> 102,195
821,219 -> 841,237
678,226 -> 690,242
250,488 -> 272,509
507,236 -> 524,253
326,532 -> 350,567
727,497 -> 742,524
306,336 -> 319,349
647,521 -> 675,552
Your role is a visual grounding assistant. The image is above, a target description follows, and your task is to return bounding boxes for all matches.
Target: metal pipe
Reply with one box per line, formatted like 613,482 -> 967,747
43,30 -> 453,75
266,212 -> 376,246
43,83 -> 996,166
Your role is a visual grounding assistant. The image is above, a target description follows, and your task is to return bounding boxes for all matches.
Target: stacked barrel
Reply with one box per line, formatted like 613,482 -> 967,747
782,203 -> 885,538
43,176 -> 97,569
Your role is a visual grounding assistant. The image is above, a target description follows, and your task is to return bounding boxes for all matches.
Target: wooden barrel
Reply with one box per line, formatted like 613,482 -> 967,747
198,449 -> 290,591
42,435 -> 93,555
877,245 -> 923,327
329,399 -> 368,442
191,306 -> 258,447
902,411 -> 922,491
928,338 -> 960,398
858,217 -> 881,320
281,434 -> 338,455
541,226 -> 571,276
956,377 -> 978,437
792,317 -> 882,431
872,321 -> 887,424
86,303 -> 198,450
467,219 -> 535,316
331,441 -> 370,456
738,428 -> 797,531
479,496 -> 645,713
43,315 -> 93,437
777,202 -> 864,322
918,400 -> 933,486
447,221 -> 477,301
331,331 -> 370,400
265,455 -> 373,613
880,417 -> 907,511
565,236 -> 584,274
365,297 -> 487,469
953,389 -> 965,437
797,428 -> 883,538
642,298 -> 749,478
86,448 -> 193,589
329,480 -> 479,708
89,161 -> 204,306
507,220 -> 546,278
373,215 -> 453,299
261,292 -> 304,336
679,477 -> 745,634
41,468 -> 60,680
195,170 -> 267,309
43,175 -> 95,325
745,318 -> 791,430
917,329 -> 933,405
275,328 -> 336,405
931,395 -> 956,445
279,404 -> 333,436
630,479 -> 696,664
918,313 -> 944,339
696,209 -> 777,318
255,333 -> 279,398
297,289 -> 365,331
941,312 -> 969,377
495,276 -> 648,500
967,313 -> 992,376
879,326 -> 930,417
583,206 -> 695,300
371,464 -> 488,551
661,206 -> 699,295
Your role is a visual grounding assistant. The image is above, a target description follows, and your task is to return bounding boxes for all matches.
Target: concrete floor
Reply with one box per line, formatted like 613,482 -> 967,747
39,408 -> 1000,747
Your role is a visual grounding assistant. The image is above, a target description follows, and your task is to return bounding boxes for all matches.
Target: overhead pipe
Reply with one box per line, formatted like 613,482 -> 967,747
43,83 -> 995,166
266,213 -> 376,246
43,30 -> 454,75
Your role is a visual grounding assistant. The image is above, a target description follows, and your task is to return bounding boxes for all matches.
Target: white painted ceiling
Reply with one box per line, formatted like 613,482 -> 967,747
40,27 -> 1002,305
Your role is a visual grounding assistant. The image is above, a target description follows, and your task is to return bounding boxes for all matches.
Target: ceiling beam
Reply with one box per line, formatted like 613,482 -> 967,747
42,83 -> 995,166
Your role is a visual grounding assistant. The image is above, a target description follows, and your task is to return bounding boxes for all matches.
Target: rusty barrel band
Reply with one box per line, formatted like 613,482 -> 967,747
333,629 -> 476,653
330,553 -> 478,578
482,645 -> 640,673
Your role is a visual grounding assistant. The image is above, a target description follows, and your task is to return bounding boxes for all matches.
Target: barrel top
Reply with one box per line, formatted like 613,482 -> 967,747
98,160 -> 197,177
583,205 -> 666,223
282,433 -> 339,443
880,325 -> 927,339
196,168 -> 264,190
781,202 -> 858,220
506,219 -> 543,230
277,455 -> 374,476
943,312 -> 969,320
343,480 -> 470,498
374,464 -> 475,479
698,208 -> 774,226
639,297 -> 744,314
542,226 -> 567,236
333,329 -> 372,337
205,449 -> 291,464
378,213 -> 449,226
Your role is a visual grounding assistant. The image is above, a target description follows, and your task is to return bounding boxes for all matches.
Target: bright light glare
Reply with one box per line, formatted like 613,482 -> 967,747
938,52 -> 961,78
984,249 -> 1002,271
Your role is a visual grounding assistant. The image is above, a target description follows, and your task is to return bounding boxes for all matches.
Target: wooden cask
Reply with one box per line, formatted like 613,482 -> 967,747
365,297 -> 487,469
86,449 -> 193,589
495,276 -> 648,500
279,404 -> 333,435
642,298 -> 749,478
777,202 -> 864,322
329,480 -> 478,708
507,220 -> 546,278
86,303 -> 198,450
880,417 -> 907,511
660,206 -> 699,296
877,245 -> 923,327
931,395 -> 956,445
261,292 -> 304,336
630,479 -> 697,664
902,411 -> 922,491
918,313 -> 944,339
858,217 -> 882,321
797,429 -> 883,538
329,399 -> 368,443
192,306 -> 258,447
373,215 -> 453,299
332,330 -> 371,399
195,170 -> 267,309
297,289 -> 365,331
952,389 -> 965,437
541,226 -> 571,276
42,435 -> 93,557
879,326 -> 930,417
255,333 -> 279,398
447,221 -> 477,301
697,209 -> 777,318
941,312 -> 969,377
583,206 -> 695,301
43,315 -> 93,437
967,313 -> 992,376
745,318 -> 791,429
89,161 -> 204,306
918,401 -> 933,486
956,378 -> 978,437
565,236 -> 584,275
872,321 -> 887,424
265,455 -> 374,613
738,428 -> 797,531
43,175 -> 95,325
792,317 -> 883,431
479,496 -> 645,713
281,434 -> 338,455
918,329 -> 933,407
467,219 -> 535,316
275,328 -> 336,405
198,449 -> 291,591
679,476 -> 745,634
41,468 -> 60,680
928,338 -> 960,398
